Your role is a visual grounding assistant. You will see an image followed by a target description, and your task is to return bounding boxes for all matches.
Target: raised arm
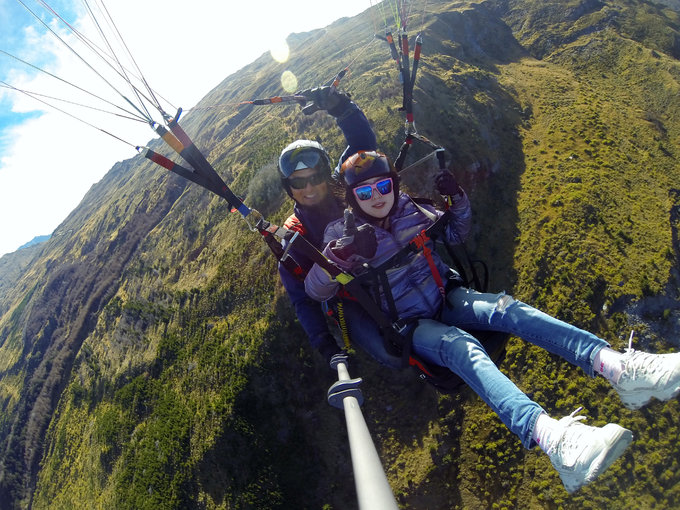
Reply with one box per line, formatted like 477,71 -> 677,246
298,86 -> 377,166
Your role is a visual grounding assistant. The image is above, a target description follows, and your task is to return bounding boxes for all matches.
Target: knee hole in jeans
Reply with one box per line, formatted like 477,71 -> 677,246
495,294 -> 515,313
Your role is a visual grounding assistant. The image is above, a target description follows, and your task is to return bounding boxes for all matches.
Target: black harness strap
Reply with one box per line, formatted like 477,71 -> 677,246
377,269 -> 399,322
344,202 -> 454,361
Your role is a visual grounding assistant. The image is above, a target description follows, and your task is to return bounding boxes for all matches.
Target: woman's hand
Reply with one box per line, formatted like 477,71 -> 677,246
330,209 -> 377,260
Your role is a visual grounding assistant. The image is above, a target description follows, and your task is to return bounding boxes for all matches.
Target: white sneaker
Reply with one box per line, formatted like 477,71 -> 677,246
613,349 -> 680,410
547,409 -> 633,494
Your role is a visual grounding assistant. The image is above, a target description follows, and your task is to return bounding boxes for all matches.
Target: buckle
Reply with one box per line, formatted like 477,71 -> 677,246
392,319 -> 409,334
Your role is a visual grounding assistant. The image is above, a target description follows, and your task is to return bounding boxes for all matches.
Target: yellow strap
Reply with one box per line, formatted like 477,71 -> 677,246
336,301 -> 352,350
335,273 -> 353,285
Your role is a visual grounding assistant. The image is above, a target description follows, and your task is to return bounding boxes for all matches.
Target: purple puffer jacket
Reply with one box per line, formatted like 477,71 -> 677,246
305,192 -> 472,320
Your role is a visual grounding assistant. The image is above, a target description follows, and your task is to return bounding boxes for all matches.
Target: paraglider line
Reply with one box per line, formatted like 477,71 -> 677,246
10,0 -> 154,123
0,79 -> 138,147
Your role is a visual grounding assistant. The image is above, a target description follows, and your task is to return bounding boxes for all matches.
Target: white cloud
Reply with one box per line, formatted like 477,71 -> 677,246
0,0 -> 373,257
0,112 -> 128,246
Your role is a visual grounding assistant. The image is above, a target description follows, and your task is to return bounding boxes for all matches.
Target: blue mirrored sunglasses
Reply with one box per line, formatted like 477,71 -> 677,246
352,177 -> 393,201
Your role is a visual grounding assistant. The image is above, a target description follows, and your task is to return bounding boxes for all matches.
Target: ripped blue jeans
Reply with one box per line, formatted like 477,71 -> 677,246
412,287 -> 610,449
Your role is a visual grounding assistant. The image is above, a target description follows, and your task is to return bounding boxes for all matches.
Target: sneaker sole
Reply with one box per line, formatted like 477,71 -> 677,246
563,425 -> 633,494
619,385 -> 680,410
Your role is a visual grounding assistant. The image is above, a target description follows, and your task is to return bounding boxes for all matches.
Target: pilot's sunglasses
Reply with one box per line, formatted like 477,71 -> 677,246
287,172 -> 326,190
352,177 -> 393,201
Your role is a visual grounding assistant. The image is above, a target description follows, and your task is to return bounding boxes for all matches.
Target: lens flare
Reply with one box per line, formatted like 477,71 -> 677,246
281,71 -> 298,93
270,40 -> 290,63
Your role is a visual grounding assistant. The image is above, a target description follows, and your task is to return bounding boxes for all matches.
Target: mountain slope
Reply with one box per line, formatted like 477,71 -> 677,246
1,1 -> 679,508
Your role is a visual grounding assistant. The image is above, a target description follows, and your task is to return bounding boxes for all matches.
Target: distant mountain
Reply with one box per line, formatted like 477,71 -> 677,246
0,242 -> 44,316
17,234 -> 50,251
1,1 -> 679,509
0,236 -> 50,316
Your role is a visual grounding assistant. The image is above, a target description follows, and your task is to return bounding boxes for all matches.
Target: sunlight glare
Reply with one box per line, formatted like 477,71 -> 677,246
281,71 -> 298,93
270,40 -> 290,63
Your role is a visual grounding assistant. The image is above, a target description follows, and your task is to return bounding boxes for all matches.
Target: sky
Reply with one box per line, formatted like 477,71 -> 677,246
0,0 -> 375,257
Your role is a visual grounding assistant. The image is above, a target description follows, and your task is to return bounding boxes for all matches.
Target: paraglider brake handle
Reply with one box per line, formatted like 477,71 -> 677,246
162,107 -> 183,124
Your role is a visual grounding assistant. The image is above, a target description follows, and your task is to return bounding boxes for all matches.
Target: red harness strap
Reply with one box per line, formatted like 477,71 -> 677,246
410,230 -> 446,297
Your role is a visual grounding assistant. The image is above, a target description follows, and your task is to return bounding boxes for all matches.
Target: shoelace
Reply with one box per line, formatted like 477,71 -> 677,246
546,407 -> 586,457
621,330 -> 641,381
621,350 -> 670,382
619,329 -> 672,383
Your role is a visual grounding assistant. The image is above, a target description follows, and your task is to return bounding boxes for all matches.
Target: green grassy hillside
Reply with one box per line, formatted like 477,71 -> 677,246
1,1 -> 679,508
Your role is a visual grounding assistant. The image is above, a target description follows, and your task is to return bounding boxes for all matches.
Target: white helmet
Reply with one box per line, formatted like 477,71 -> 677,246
278,140 -> 332,178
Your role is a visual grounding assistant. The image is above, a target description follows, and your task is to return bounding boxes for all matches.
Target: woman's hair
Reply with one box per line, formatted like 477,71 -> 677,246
329,176 -> 348,206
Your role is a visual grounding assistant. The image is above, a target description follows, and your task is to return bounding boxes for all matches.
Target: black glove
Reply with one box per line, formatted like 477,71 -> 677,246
435,170 -> 462,197
330,209 -> 378,260
299,86 -> 351,117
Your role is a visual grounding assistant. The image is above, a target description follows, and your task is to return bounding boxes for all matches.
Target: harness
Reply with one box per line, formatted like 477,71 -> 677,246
270,199 -> 506,394
345,199 -> 508,393
347,200 -> 455,358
